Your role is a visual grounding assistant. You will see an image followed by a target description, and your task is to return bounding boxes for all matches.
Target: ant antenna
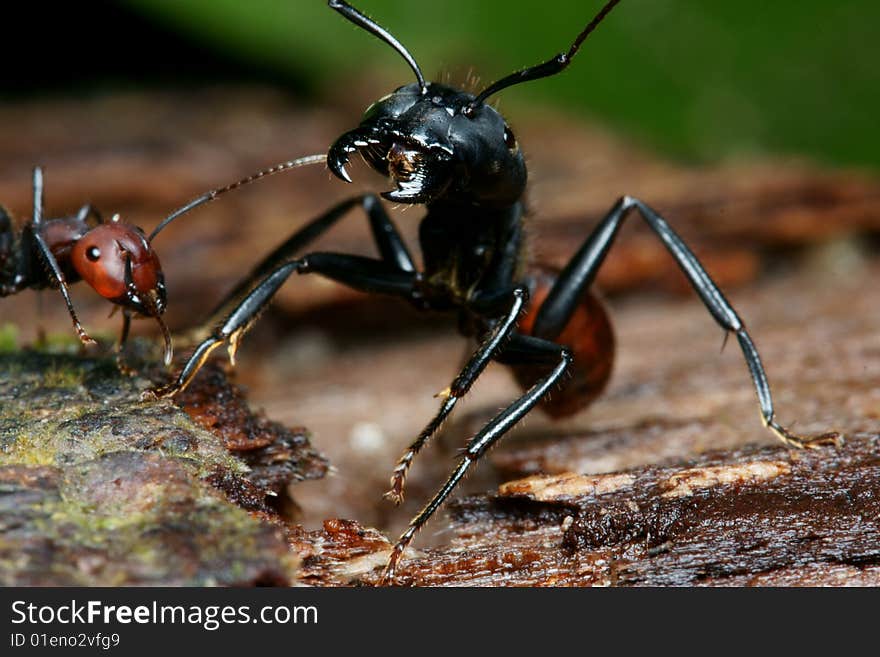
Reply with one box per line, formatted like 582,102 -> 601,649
32,166 -> 44,224
328,0 -> 428,94
148,154 -> 326,242
465,0 -> 621,114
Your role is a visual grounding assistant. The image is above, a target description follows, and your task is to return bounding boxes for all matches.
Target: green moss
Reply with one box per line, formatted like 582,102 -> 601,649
0,352 -> 244,475
39,331 -> 92,352
0,431 -> 60,467
40,363 -> 86,388
47,497 -> 153,543
0,324 -> 18,353
0,348 -> 299,585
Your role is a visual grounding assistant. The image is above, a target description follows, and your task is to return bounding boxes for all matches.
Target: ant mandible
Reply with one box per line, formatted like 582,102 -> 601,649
149,0 -> 841,582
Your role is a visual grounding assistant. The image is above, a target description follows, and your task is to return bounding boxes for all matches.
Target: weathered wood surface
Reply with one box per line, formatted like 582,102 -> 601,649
2,87 -> 879,586
0,350 -> 326,586
293,435 -> 880,586
283,258 -> 880,585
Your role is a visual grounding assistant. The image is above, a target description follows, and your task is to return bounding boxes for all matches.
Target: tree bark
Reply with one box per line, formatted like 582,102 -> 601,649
303,436 -> 878,586
0,350 -> 326,586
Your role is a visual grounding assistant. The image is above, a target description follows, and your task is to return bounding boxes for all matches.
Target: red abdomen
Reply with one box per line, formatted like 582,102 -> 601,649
511,267 -> 615,418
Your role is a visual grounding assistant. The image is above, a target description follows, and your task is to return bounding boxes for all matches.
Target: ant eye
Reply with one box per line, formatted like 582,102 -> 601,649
503,126 -> 517,151
86,246 -> 101,262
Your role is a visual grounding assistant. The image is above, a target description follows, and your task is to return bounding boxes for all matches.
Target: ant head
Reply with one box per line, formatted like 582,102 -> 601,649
326,0 -> 620,207
70,219 -> 167,319
329,82 -> 526,207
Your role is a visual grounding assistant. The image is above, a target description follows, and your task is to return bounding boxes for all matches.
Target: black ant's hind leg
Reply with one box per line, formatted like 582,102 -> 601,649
148,252 -> 418,398
534,195 -> 840,449
385,286 -> 528,504
384,334 -> 571,582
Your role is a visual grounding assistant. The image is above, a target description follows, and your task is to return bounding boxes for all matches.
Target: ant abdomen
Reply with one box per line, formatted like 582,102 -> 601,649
512,266 -> 615,418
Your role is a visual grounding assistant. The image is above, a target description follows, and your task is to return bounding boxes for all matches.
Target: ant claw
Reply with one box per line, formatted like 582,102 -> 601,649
383,487 -> 404,506
115,357 -> 137,378
78,332 -> 98,347
379,547 -> 404,586
770,421 -> 844,449
140,384 -> 177,401
140,389 -> 160,402
384,460 -> 411,505
800,431 -> 844,449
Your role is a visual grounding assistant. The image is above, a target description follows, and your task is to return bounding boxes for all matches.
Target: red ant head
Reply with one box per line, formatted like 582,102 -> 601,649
70,218 -> 173,364
70,220 -> 167,318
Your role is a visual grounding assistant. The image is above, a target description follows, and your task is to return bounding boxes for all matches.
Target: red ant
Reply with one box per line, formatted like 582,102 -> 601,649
1,166 -> 172,364
0,158 -> 324,365
147,0 -> 841,582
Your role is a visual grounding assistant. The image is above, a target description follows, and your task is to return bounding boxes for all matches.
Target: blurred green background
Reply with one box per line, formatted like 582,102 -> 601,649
3,1 -> 877,171
118,0 -> 879,170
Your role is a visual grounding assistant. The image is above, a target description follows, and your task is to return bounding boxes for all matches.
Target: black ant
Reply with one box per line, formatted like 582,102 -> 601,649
148,0 -> 841,581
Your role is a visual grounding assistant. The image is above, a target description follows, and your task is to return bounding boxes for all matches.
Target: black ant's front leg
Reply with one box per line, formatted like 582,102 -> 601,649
535,195 -> 841,448
384,286 -> 528,504
384,333 -> 572,582
148,252 -> 418,398
207,194 -> 414,322
148,193 -> 415,397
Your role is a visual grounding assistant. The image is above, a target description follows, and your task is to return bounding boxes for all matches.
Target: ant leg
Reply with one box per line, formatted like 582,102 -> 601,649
30,234 -> 92,344
148,252 -> 418,398
384,334 -> 571,582
30,167 -> 95,346
75,204 -> 103,225
208,194 -> 413,321
114,310 -> 136,375
2,207 -> 23,297
385,286 -> 528,504
32,166 -> 43,223
533,195 -> 840,449
0,206 -> 13,255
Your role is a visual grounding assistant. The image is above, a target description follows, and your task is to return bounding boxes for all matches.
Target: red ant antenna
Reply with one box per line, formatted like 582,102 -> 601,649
148,154 -> 327,242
